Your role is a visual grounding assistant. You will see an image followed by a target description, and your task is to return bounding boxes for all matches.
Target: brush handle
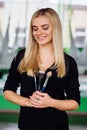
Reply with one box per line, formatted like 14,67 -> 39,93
41,77 -> 49,92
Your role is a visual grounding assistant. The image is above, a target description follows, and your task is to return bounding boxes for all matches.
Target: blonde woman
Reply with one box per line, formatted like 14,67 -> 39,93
3,8 -> 80,130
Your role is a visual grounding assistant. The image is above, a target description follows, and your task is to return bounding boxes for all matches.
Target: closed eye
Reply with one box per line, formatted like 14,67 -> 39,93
32,26 -> 38,31
42,25 -> 50,30
32,24 -> 51,31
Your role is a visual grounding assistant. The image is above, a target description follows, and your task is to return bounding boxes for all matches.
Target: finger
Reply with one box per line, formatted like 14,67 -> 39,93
29,98 -> 42,108
30,96 -> 42,103
35,91 -> 45,97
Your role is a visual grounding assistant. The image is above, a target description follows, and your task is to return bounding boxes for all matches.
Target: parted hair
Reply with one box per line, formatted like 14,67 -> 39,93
18,7 -> 66,78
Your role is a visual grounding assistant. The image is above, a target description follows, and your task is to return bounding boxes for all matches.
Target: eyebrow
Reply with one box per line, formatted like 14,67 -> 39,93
32,24 -> 50,28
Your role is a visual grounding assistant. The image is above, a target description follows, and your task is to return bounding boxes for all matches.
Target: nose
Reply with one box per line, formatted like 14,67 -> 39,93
37,28 -> 43,35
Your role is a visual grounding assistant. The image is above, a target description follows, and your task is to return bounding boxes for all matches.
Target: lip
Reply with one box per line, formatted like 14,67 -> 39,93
37,36 -> 47,40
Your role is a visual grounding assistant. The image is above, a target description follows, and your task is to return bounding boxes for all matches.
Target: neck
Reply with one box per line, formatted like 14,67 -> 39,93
38,44 -> 54,58
38,45 -> 54,70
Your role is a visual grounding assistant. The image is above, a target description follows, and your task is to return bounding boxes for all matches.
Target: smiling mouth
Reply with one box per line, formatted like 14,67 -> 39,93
37,36 -> 47,40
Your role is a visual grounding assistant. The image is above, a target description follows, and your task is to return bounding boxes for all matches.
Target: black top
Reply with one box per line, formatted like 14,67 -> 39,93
3,49 -> 80,130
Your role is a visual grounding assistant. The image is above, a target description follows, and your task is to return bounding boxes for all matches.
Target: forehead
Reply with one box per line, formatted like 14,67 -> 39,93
32,15 -> 51,26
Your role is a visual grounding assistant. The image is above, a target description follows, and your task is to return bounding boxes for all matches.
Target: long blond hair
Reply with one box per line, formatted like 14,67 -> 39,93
18,8 -> 66,78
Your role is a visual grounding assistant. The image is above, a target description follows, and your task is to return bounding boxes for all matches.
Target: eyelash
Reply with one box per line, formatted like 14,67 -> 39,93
33,27 -> 49,31
43,27 -> 49,30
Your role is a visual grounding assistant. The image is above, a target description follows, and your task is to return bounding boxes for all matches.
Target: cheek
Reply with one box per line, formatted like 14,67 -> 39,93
32,33 -> 37,42
32,32 -> 37,40
49,31 -> 53,39
32,31 -> 35,36
48,29 -> 53,35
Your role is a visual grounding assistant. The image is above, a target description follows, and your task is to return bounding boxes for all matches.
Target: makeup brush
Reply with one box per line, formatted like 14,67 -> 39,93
41,71 -> 52,92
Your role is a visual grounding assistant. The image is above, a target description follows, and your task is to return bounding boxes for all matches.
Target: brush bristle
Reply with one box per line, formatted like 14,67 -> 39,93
47,71 -> 52,77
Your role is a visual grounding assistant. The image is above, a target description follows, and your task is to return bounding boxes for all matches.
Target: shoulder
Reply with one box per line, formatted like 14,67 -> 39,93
14,48 -> 26,65
16,48 -> 25,57
16,48 -> 25,59
64,53 -> 78,74
64,52 -> 77,65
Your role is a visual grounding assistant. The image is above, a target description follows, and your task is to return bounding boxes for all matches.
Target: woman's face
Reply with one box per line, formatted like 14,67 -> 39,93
32,15 -> 53,46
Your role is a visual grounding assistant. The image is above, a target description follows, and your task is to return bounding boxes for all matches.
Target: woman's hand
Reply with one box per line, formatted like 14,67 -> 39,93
29,91 -> 52,108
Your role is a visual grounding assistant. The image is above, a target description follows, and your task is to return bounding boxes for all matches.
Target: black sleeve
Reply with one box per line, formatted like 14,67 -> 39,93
65,56 -> 81,105
3,49 -> 25,92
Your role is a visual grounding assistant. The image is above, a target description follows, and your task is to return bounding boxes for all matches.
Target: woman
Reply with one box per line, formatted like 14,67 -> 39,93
3,8 -> 80,130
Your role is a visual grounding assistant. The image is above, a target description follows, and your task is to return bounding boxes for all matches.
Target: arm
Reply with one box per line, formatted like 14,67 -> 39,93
3,90 -> 32,107
3,50 -> 30,107
50,98 -> 79,111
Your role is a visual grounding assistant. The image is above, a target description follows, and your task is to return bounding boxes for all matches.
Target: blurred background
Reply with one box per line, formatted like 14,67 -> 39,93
0,0 -> 87,130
